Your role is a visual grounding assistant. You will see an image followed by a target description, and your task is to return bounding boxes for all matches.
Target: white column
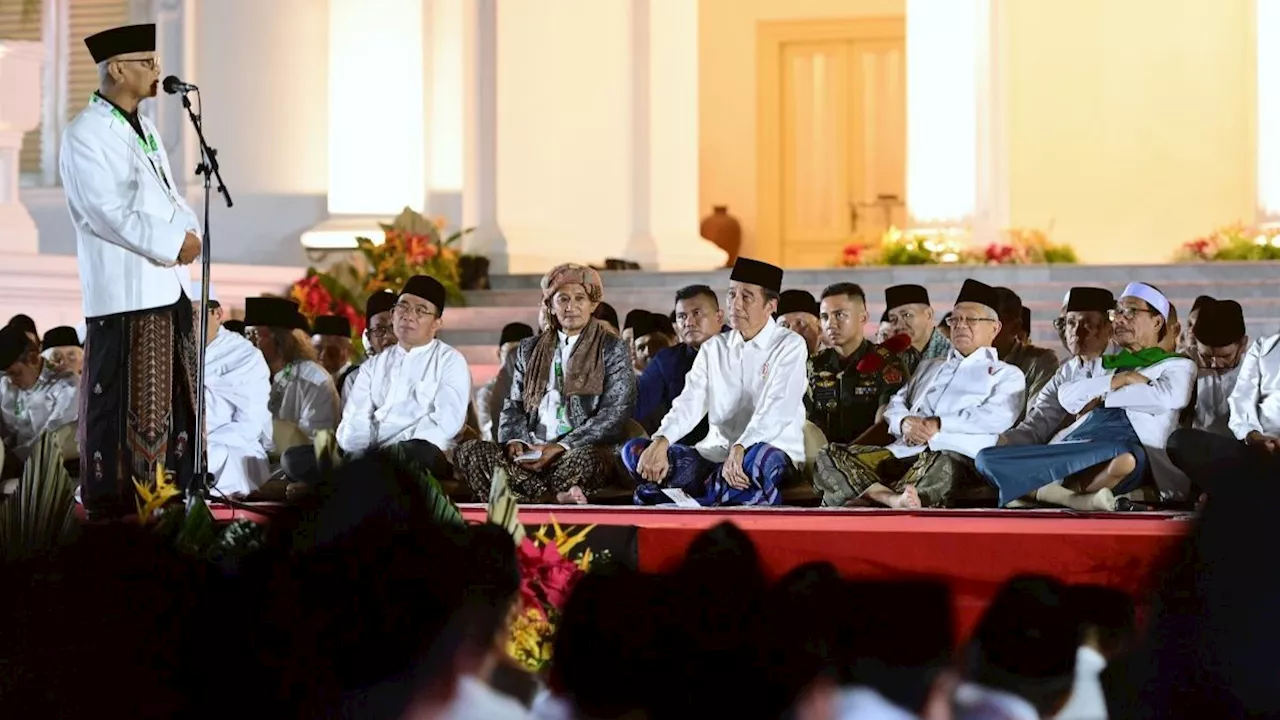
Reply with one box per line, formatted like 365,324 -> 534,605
1259,0 -> 1280,225
303,0 -> 426,248
905,0 -> 1003,242
493,0 -> 724,272
0,41 -> 42,254
425,0 -> 464,224
461,0 -> 505,268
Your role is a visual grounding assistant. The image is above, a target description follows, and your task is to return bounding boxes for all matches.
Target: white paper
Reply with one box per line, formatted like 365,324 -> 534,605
661,488 -> 702,508
515,450 -> 543,463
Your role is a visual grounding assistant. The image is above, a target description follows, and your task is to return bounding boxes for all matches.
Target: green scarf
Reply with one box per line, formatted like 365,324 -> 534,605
1101,346 -> 1181,370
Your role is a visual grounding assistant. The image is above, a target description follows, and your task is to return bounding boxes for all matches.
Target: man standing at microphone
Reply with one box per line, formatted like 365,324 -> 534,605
61,24 -> 203,519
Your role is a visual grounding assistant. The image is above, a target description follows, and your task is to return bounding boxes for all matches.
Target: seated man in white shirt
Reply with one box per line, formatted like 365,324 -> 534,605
999,287 -> 1115,448
312,314 -> 355,386
1187,299 -> 1248,436
330,274 -> 471,482
977,282 -> 1196,511
814,280 -> 1026,509
955,576 -> 1081,720
624,257 -> 808,506
40,326 -> 85,376
0,324 -> 79,478
243,296 -> 340,440
1168,319 -> 1280,495
475,322 -> 535,442
199,285 -> 272,497
341,289 -> 397,404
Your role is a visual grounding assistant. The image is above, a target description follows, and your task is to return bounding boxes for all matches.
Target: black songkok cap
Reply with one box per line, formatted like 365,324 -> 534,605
7,314 -> 36,337
1021,306 -> 1031,331
1063,287 -> 1115,314
1191,295 -> 1216,314
885,284 -> 930,311
499,322 -> 534,347
0,324 -> 30,369
1193,299 -> 1246,348
312,315 -> 351,338
244,297 -> 306,331
365,289 -> 397,323
222,320 -> 246,336
730,257 -> 784,293
774,289 -> 819,319
41,326 -> 81,351
623,309 -> 648,332
84,24 -> 156,64
399,275 -> 447,315
630,312 -> 659,339
954,279 -> 1000,313
593,302 -> 620,331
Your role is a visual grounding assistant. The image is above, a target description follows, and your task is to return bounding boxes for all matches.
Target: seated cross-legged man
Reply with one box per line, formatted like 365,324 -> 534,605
976,282 -> 1196,511
244,297 -> 340,446
1187,299 -> 1249,437
1000,288 -> 1115,448
632,284 -> 727,442
455,264 -> 635,504
0,324 -> 79,479
806,283 -> 913,506
285,275 -> 472,490
622,258 -> 808,507
813,280 -> 1025,509
199,285 -> 273,498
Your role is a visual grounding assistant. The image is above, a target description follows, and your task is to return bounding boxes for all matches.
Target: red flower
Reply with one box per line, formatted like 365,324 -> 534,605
517,538 -> 585,618
881,332 -> 912,354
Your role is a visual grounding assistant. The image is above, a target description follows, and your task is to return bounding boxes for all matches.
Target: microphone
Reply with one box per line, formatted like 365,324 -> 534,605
162,75 -> 198,95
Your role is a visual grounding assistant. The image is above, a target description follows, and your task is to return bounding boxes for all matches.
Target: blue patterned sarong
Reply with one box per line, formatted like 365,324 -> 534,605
621,439 -> 790,506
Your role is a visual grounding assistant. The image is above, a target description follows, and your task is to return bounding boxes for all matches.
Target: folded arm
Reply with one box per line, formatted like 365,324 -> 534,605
1104,359 -> 1196,415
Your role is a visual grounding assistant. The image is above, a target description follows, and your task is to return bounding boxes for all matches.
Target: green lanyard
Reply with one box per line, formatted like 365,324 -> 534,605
552,344 -> 572,436
90,93 -> 171,190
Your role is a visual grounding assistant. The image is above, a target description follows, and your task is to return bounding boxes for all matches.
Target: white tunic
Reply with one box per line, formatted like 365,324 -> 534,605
0,365 -> 79,462
270,360 -> 340,439
1003,355 -> 1107,446
204,327 -> 273,496
1228,333 -> 1280,440
61,94 -> 200,318
656,318 -> 808,465
883,347 -> 1026,459
1193,365 -> 1240,437
1055,355 -> 1197,500
337,340 -> 472,454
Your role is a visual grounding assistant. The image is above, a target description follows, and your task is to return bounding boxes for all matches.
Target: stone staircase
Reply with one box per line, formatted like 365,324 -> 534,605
444,262 -> 1280,385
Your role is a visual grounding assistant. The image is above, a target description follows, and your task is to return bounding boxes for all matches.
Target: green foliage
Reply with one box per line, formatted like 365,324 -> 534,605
385,443 -> 465,529
0,432 -> 78,563
1041,245 -> 1079,264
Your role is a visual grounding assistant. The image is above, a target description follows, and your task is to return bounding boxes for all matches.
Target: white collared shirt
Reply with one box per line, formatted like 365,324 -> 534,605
0,364 -> 78,462
1194,365 -> 1240,437
269,359 -> 340,439
204,327 -> 272,495
1055,646 -> 1109,720
656,317 -> 808,465
1004,354 -> 1107,446
883,347 -> 1026,459
533,331 -> 580,444
1228,333 -> 1280,440
337,339 -> 471,453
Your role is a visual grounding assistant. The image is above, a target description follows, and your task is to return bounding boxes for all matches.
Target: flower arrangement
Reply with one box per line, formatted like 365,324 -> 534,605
506,517 -> 599,673
840,226 -> 1077,266
1177,222 -> 1280,262
287,207 -> 474,338
133,461 -> 266,565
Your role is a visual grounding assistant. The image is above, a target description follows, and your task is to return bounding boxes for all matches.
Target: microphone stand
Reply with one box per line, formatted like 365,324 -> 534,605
178,88 -> 233,501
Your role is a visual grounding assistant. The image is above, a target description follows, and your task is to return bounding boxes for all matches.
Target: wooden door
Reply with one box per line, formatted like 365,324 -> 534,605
758,19 -> 906,268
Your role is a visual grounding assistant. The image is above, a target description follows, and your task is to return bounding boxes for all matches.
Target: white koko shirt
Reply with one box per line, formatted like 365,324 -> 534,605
270,359 -> 341,440
1228,333 -> 1280,440
337,339 -> 472,454
655,318 -> 808,465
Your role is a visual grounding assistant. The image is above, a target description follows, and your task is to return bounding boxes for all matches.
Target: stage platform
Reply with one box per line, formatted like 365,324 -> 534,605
457,505 -> 1194,636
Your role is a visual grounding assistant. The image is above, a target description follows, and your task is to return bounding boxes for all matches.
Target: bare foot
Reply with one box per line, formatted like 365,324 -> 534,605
888,485 -> 922,509
555,486 -> 588,505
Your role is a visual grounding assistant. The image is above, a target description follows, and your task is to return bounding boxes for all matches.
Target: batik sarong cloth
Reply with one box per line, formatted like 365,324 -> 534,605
975,407 -> 1148,506
454,439 -> 616,502
813,443 -> 978,508
621,439 -> 791,507
79,295 -> 197,513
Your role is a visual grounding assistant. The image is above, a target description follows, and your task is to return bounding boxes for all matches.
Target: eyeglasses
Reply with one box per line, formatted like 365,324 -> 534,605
1053,317 -> 1105,334
368,325 -> 395,338
117,57 -> 159,71
946,315 -> 997,328
393,302 -> 436,319
1108,307 -> 1157,322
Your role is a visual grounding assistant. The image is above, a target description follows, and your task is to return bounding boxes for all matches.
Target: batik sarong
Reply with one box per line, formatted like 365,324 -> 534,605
975,407 -> 1148,506
79,295 -> 197,513
454,439 -> 616,502
621,439 -> 791,507
813,443 -> 978,508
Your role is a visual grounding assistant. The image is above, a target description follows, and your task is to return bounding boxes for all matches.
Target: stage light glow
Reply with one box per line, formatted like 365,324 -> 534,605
326,0 -> 425,216
1259,0 -> 1280,223
906,0 -> 980,227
